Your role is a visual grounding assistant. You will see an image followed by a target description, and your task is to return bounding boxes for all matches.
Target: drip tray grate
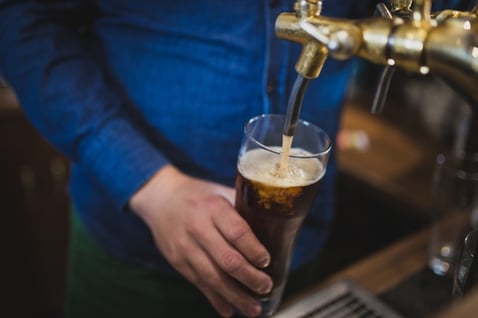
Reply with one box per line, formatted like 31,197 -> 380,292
273,280 -> 404,318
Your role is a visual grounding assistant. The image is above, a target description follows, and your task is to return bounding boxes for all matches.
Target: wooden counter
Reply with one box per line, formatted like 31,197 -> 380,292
275,226 -> 478,317
437,289 -> 478,317
319,227 -> 430,296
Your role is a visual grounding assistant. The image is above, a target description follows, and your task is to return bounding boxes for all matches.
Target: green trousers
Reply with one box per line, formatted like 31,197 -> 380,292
65,212 -> 220,318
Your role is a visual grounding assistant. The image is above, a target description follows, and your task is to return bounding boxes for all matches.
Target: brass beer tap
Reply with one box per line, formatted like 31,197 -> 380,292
275,0 -> 478,109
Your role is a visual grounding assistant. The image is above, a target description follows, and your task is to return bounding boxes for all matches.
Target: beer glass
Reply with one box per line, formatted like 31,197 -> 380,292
235,114 -> 331,316
428,152 -> 478,276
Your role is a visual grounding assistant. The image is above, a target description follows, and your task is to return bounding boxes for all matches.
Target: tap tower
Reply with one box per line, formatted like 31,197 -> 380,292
275,0 -> 478,109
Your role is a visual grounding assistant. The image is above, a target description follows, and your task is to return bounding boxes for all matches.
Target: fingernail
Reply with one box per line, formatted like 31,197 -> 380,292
246,303 -> 262,317
220,306 -> 234,317
258,280 -> 273,294
258,256 -> 270,268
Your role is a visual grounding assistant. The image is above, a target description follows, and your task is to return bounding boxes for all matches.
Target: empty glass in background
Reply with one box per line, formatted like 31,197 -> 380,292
428,152 -> 478,277
453,229 -> 478,298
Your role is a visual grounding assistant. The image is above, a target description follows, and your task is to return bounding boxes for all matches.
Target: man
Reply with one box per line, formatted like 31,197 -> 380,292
0,0 -> 470,317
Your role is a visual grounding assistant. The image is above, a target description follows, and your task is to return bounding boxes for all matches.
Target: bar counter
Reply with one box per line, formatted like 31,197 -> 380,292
275,226 -> 478,317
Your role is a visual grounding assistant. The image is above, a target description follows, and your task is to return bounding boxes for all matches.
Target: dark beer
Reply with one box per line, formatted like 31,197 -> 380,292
235,146 -> 324,304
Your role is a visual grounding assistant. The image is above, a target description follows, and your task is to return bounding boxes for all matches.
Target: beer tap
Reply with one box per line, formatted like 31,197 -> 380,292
275,0 -> 478,112
371,2 -> 396,114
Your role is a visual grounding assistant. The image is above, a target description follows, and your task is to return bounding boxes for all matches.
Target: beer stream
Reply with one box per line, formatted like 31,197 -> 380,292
278,75 -> 310,177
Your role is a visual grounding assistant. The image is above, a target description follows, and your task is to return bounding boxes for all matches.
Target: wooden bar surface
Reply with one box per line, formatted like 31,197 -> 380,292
280,226 -> 430,311
279,226 -> 478,317
436,287 -> 478,317
321,226 -> 430,295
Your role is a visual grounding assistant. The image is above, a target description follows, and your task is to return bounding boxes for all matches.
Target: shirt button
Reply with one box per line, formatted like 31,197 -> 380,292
267,79 -> 277,94
270,0 -> 280,9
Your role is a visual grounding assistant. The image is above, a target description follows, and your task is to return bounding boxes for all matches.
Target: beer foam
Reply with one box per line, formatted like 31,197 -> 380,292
238,147 -> 324,187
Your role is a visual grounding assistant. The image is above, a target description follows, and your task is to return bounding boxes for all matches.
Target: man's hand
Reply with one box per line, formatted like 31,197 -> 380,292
129,165 -> 272,317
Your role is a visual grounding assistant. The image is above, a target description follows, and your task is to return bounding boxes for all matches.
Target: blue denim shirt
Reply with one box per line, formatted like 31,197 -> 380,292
0,0 -> 468,273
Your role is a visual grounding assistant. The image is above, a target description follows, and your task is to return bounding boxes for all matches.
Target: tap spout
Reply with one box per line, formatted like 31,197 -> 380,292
275,1 -> 328,79
275,13 -> 368,78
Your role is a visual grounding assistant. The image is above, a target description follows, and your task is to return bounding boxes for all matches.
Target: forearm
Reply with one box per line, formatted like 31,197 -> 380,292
0,0 -> 168,209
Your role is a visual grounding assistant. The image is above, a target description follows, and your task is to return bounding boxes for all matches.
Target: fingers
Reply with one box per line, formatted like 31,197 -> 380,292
189,189 -> 270,270
197,286 -> 234,318
181,195 -> 272,316
191,210 -> 273,296
198,195 -> 272,291
175,256 -> 235,317
180,262 -> 235,317
213,201 -> 270,269
192,261 -> 262,317
177,239 -> 262,317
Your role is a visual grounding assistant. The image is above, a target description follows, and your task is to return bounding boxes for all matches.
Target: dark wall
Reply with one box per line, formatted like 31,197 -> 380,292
1,86 -> 70,318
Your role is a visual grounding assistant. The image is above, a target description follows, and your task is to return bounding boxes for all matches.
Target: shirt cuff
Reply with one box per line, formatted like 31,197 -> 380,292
78,115 -> 168,210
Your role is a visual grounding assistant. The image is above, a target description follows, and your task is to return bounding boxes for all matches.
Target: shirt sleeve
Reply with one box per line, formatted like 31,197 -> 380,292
0,0 -> 169,209
433,0 -> 476,10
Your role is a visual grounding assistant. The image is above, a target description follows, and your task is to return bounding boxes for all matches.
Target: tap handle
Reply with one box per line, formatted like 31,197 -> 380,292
386,0 -> 412,15
371,3 -> 396,114
386,0 -> 413,18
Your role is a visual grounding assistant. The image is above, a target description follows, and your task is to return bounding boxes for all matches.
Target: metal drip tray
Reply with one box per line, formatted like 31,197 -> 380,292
273,280 -> 404,318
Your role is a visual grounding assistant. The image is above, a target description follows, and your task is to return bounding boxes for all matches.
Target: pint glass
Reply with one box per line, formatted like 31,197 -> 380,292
235,114 -> 331,316
429,152 -> 478,276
